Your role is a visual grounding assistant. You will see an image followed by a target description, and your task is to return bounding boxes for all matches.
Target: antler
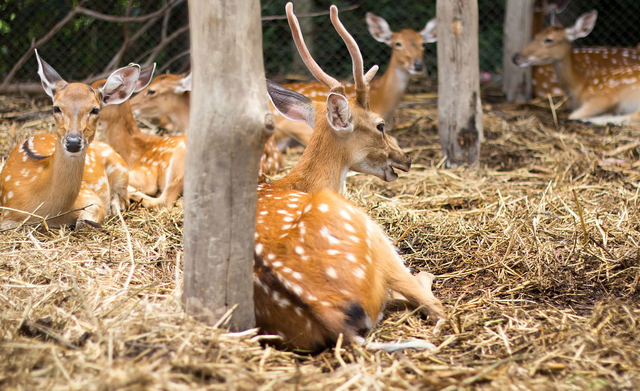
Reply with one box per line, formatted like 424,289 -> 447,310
286,3 -> 342,92
329,6 -> 378,87
329,6 -> 378,108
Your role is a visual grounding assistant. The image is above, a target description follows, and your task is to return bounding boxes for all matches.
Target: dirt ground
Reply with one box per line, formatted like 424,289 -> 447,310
0,88 -> 639,390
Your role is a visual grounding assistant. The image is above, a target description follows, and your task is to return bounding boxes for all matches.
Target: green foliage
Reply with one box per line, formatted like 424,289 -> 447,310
0,0 -> 189,82
2,0 -> 640,84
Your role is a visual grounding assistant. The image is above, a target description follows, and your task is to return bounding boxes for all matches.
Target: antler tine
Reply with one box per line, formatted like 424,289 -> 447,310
364,65 -> 379,84
330,5 -> 377,105
286,3 -> 341,91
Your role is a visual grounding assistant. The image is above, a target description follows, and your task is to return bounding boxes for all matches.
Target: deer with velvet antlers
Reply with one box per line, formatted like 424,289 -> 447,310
0,51 -> 136,229
254,3 -> 446,352
273,12 -> 437,148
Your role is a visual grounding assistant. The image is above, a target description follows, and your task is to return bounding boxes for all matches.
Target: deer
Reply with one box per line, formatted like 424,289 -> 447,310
253,3 -> 447,353
0,50 -> 136,229
529,7 -> 640,100
514,10 -> 640,120
273,12 -> 437,149
130,72 -> 191,133
532,46 -> 640,100
91,67 -> 187,209
129,72 -> 284,176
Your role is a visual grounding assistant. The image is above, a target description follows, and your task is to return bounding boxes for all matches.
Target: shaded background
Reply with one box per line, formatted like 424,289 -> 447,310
0,0 -> 639,88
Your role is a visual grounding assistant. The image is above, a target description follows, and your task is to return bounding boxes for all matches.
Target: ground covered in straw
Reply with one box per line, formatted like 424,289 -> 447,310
0,91 -> 639,390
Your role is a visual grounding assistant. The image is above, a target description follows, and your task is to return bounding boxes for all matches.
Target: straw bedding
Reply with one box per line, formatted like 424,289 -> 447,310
0,91 -> 639,390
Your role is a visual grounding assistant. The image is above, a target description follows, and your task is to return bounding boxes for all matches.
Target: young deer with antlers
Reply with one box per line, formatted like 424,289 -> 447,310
129,72 -> 284,176
0,51 -> 135,229
514,11 -> 640,120
274,12 -> 437,148
254,3 -> 446,352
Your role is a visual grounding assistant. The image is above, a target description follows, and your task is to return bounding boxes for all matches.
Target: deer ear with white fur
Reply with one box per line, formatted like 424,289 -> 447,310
566,10 -> 597,41
326,93 -> 353,133
134,63 -> 156,93
101,64 -> 141,106
420,19 -> 437,43
366,12 -> 393,46
35,49 -> 67,100
267,79 -> 315,128
175,72 -> 192,93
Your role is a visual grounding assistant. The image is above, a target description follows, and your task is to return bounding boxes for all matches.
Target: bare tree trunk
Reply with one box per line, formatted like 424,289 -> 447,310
503,0 -> 535,101
184,0 -> 273,331
436,0 -> 483,167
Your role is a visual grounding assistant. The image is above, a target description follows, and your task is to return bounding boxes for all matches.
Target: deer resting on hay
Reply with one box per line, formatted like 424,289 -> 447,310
253,3 -> 447,352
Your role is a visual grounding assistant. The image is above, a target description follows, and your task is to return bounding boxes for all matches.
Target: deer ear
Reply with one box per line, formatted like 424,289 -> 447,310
35,49 -> 66,100
326,93 -> 353,133
366,12 -> 393,46
101,64 -> 141,106
174,72 -> 192,93
267,79 -> 314,128
134,63 -> 156,93
566,10 -> 597,41
420,18 -> 437,43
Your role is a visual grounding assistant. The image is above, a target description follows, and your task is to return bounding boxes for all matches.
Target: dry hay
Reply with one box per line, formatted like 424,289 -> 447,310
1,91 -> 639,391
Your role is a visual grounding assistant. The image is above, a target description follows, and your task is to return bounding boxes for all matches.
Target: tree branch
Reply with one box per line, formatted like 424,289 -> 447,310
0,0 -> 89,88
75,0 -> 184,23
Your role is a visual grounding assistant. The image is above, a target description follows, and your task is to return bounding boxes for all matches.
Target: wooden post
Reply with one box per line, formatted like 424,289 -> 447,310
503,0 -> 535,101
436,0 -> 483,167
183,0 -> 272,331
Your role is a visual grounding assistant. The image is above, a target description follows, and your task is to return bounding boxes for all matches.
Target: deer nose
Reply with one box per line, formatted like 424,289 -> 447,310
65,134 -> 83,153
512,53 -> 522,65
413,60 -> 424,72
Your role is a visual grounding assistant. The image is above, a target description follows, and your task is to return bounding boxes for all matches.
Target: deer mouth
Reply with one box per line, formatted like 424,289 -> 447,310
512,53 -> 538,67
384,161 -> 410,182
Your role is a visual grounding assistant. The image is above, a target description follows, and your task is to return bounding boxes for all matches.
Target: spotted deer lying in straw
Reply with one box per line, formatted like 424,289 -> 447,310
532,46 -> 640,100
253,3 -> 446,352
129,72 -> 284,176
514,11 -> 640,121
0,50 -> 134,229
91,66 -> 188,209
273,12 -> 437,148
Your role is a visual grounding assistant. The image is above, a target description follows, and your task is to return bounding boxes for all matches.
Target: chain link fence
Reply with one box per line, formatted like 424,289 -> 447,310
1,0 -> 639,92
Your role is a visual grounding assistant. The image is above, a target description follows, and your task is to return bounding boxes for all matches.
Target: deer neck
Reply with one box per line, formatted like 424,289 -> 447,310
274,121 -> 348,194
48,139 -> 87,213
168,92 -> 191,132
369,59 -> 410,118
101,102 -> 152,166
553,47 -> 584,106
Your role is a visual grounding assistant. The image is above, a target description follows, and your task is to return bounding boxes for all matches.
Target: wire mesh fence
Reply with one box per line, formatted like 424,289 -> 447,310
0,0 -> 640,92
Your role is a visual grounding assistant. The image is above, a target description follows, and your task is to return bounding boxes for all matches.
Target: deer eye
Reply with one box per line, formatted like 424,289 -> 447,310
52,106 -> 61,114
394,41 -> 402,48
376,122 -> 385,133
543,38 -> 554,45
90,107 -> 100,115
146,89 -> 156,96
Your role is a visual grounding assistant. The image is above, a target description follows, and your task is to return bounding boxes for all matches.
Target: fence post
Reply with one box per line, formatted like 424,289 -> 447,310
436,0 -> 483,167
183,0 -> 271,331
503,0 -> 535,101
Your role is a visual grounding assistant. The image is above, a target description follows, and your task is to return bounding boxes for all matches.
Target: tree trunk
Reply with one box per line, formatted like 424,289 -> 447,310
184,0 -> 272,331
436,0 -> 483,167
503,0 -> 535,101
